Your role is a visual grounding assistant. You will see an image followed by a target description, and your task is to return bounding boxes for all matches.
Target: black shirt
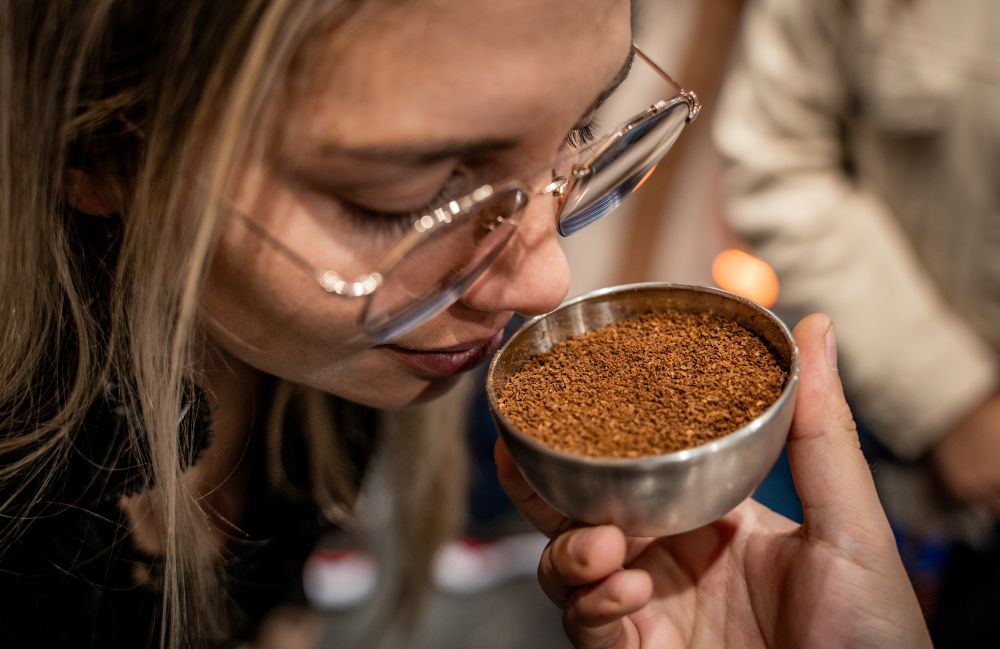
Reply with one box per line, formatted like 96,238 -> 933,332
0,380 -> 369,648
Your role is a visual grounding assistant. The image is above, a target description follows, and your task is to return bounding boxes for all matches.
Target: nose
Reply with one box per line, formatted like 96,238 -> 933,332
458,194 -> 571,317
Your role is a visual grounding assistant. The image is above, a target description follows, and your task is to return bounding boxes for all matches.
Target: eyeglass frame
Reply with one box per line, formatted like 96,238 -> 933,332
231,43 -> 700,326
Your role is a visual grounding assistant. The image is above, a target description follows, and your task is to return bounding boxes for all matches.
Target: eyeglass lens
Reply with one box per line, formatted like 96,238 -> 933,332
557,97 -> 690,236
363,100 -> 691,340
362,187 -> 526,342
360,48 -> 695,341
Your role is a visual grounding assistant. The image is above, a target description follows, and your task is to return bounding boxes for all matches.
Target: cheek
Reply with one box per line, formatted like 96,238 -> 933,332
203,166 -> 367,351
200,213 -> 456,408
200,212 -> 364,370
202,270 -> 470,410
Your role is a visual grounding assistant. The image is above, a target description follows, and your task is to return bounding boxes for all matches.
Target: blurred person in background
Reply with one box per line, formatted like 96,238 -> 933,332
1,1 -> 931,648
714,0 -> 1000,644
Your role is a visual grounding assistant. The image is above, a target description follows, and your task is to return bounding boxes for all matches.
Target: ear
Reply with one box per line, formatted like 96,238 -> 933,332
65,168 -> 120,215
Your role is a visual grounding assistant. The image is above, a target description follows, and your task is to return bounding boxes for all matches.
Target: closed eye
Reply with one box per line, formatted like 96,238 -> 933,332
562,47 -> 634,150
564,118 -> 600,149
337,168 -> 474,238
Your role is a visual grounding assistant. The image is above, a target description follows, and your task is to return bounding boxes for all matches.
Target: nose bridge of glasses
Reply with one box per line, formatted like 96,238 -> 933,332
541,176 -> 570,197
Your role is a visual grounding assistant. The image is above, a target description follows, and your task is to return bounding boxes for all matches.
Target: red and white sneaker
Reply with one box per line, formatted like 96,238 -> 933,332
303,547 -> 377,610
432,532 -> 548,594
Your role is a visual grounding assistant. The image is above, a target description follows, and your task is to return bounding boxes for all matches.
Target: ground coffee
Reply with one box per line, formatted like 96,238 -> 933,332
496,311 -> 788,458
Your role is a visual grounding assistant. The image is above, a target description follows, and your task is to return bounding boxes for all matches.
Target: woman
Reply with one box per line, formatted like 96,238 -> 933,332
0,1 -> 930,648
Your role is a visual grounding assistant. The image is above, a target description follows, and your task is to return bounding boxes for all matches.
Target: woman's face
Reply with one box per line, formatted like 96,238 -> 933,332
202,0 -> 632,408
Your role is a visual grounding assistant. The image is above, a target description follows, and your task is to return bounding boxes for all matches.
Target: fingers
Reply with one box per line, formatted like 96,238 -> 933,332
494,445 -> 653,646
563,570 -> 650,649
538,526 -> 628,605
494,439 -> 574,537
538,526 -> 651,648
787,314 -> 892,544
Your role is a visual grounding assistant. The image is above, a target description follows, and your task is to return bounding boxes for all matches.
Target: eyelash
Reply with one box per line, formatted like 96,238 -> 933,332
564,118 -> 599,149
338,120 -> 600,233
338,170 -> 471,238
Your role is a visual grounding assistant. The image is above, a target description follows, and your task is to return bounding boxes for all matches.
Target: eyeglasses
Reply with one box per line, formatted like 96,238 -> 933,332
234,44 -> 700,343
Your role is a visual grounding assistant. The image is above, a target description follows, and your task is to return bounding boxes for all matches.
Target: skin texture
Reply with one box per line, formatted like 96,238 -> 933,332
200,0 -> 631,409
497,315 -> 934,648
932,394 -> 1000,514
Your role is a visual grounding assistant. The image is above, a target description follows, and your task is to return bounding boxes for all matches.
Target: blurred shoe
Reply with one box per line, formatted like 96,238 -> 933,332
303,547 -> 377,610
433,532 -> 548,594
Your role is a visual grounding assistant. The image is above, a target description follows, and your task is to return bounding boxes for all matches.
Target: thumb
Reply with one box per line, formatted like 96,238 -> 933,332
786,314 -> 892,544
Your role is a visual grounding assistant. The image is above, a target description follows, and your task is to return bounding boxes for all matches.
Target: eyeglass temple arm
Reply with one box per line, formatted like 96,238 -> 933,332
233,209 -> 319,276
633,44 -> 701,122
231,208 -> 381,297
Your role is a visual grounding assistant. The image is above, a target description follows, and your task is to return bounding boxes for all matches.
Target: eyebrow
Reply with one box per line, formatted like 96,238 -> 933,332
315,46 -> 637,165
318,136 -> 519,165
580,45 -> 635,119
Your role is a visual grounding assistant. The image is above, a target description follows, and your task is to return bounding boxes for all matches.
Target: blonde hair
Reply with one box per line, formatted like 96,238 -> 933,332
0,2 -> 466,647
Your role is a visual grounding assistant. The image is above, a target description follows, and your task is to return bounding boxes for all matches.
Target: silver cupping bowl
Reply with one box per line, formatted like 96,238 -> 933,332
486,283 -> 799,537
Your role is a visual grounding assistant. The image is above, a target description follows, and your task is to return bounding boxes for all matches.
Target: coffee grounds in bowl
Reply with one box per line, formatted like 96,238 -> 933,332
496,311 -> 788,458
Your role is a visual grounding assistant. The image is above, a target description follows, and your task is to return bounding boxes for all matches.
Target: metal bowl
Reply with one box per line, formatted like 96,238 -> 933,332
486,282 -> 799,537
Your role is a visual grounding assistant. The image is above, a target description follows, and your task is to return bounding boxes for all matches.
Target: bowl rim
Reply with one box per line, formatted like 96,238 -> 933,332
486,282 -> 801,468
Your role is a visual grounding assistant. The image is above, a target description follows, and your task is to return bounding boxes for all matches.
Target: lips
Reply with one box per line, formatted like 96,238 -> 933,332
382,328 -> 506,377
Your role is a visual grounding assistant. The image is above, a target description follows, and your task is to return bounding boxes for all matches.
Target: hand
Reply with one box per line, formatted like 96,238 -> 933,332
495,314 -> 932,648
932,393 -> 1000,513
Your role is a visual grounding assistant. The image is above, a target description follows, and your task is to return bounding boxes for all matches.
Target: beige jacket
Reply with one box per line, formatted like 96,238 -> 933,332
715,0 -> 1000,537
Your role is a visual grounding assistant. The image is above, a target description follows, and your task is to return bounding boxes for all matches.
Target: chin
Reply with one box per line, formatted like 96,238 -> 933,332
332,373 -> 464,410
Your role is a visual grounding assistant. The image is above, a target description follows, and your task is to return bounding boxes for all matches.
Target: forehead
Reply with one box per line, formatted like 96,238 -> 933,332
287,0 -> 631,146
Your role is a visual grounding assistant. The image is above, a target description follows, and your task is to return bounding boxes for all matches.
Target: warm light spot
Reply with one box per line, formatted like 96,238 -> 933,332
711,249 -> 780,308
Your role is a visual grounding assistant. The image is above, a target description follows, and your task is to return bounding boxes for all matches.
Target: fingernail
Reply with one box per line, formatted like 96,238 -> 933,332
825,322 -> 838,372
